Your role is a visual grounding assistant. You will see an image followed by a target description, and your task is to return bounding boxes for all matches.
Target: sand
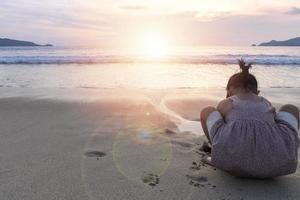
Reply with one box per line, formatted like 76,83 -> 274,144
0,88 -> 299,200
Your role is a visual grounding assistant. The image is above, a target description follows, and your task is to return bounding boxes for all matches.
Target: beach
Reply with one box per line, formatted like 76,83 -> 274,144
0,87 -> 299,200
2,0 -> 300,197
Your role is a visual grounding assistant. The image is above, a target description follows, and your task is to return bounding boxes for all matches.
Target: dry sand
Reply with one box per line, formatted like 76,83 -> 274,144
0,88 -> 299,200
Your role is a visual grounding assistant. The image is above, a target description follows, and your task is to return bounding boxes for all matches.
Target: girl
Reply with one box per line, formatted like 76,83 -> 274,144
200,59 -> 299,178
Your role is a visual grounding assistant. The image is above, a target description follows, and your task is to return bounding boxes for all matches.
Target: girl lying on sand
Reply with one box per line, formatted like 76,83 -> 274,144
200,59 -> 299,178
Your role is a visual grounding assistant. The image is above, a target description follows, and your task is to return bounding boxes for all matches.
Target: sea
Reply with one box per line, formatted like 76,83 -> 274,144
0,46 -> 299,136
0,46 -> 299,89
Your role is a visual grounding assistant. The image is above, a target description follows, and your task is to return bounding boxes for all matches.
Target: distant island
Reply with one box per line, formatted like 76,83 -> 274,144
257,37 -> 300,46
0,38 -> 53,47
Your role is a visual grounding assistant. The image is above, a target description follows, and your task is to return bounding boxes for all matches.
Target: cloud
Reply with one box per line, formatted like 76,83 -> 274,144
0,0 -> 111,32
119,5 -> 148,11
285,7 -> 300,15
195,11 -> 234,21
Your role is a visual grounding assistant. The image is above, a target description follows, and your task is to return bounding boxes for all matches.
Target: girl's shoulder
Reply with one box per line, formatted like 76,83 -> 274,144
217,98 -> 233,117
258,96 -> 273,106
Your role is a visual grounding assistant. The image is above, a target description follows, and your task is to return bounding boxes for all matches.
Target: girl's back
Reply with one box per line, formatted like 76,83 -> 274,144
211,95 -> 299,178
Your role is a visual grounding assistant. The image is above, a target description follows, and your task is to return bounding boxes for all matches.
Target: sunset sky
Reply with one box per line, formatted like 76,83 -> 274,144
1,0 -> 300,47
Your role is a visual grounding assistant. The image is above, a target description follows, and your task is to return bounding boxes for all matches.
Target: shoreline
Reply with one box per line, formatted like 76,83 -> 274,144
0,86 -> 298,99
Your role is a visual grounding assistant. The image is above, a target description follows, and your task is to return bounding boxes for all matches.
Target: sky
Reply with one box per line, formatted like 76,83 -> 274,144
1,0 -> 300,47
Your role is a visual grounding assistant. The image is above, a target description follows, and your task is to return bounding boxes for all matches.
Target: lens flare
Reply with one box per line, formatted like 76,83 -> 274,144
112,123 -> 172,182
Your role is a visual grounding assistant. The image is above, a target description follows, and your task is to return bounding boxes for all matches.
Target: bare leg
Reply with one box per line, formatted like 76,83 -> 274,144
279,104 -> 299,129
200,106 -> 217,143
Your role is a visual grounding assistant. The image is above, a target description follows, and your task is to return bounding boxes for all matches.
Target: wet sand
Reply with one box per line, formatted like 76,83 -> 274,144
0,88 -> 299,200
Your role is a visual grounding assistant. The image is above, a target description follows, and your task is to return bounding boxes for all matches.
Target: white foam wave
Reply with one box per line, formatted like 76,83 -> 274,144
1,55 -> 300,65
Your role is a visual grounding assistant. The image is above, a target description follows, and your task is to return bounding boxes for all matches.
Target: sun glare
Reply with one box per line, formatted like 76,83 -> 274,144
138,32 -> 170,59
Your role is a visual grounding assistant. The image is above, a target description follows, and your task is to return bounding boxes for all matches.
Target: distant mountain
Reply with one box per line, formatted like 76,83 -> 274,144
0,38 -> 53,47
258,37 -> 300,46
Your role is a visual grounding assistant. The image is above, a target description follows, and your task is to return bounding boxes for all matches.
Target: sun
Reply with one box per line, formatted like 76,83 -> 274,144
138,32 -> 170,59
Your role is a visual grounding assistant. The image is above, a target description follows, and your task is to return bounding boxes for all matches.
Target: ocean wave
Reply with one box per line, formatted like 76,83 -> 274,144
1,55 -> 300,65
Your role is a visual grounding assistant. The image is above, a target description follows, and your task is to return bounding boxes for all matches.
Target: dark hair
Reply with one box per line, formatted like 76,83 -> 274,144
226,59 -> 258,92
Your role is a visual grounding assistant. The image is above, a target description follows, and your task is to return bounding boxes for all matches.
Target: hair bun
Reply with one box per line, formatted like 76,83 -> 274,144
238,59 -> 252,75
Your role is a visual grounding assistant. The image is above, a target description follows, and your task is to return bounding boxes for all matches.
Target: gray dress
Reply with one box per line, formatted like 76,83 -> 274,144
210,95 -> 299,178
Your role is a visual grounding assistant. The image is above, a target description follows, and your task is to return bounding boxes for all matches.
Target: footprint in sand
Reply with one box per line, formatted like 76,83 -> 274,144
141,173 -> 160,187
186,174 -> 217,188
84,150 -> 107,160
186,174 -> 208,183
